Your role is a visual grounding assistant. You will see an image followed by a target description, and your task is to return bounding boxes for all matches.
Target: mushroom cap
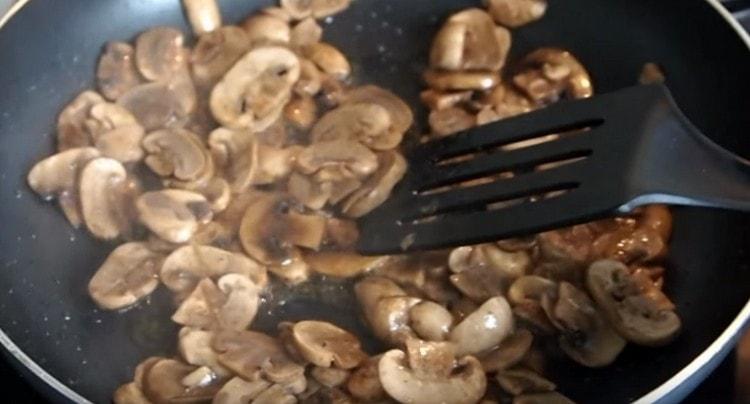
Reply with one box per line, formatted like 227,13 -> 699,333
161,244 -> 267,293
142,128 -> 211,182
79,157 -> 132,239
210,46 -> 301,131
586,259 -> 681,346
311,366 -> 350,388
97,41 -> 142,101
171,278 -> 227,328
136,189 -> 213,243
191,26 -> 251,86
378,348 -> 487,404
135,27 -> 187,82
508,275 -> 558,305
216,273 -> 262,330
296,58 -> 324,96
88,242 -> 163,310
95,124 -> 145,163
343,85 -> 414,148
27,147 -> 100,197
450,296 -> 515,356
341,150 -> 407,218
292,321 -> 367,369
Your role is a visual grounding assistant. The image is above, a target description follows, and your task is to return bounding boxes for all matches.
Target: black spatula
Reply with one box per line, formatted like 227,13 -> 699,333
357,84 -> 750,255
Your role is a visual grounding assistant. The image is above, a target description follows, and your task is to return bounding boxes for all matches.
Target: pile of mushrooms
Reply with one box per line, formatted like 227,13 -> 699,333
27,0 -> 683,403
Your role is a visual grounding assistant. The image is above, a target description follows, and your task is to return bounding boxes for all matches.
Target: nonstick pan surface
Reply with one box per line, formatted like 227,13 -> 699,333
1,0 -> 750,402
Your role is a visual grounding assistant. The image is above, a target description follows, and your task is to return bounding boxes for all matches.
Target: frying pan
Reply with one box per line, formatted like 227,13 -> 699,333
0,0 -> 749,403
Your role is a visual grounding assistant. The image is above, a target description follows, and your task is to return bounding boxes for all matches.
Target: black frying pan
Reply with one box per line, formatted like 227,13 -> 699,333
1,0 -> 750,403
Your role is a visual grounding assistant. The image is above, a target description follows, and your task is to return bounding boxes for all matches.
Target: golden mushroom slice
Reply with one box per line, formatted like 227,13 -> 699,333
586,259 -> 681,346
171,278 -> 226,328
182,0 -> 222,35
88,242 -> 164,310
281,0 -> 351,20
311,366 -> 350,388
141,358 -> 221,404
135,27 -> 187,82
239,193 -> 326,264
191,26 -> 251,87
430,8 -> 508,71
117,82 -> 190,131
303,42 -> 351,80
97,42 -> 142,101
142,128 -> 211,183
378,340 -> 487,404
56,91 -> 105,151
341,150 -> 407,218
424,69 -> 501,91
136,189 -> 213,243
160,244 -> 267,293
172,275 -> 260,331
484,0 -> 547,28
210,45 -> 301,131
242,14 -> 291,44
450,296 -> 515,356
292,321 -> 368,369
79,157 -> 136,239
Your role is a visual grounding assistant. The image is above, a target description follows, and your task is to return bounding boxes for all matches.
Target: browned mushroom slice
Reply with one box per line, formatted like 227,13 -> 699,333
57,91 -> 105,151
213,329 -> 303,382
304,251 -> 387,278
161,244 -> 267,293
178,328 -> 230,376
378,341 -> 487,404
548,282 -> 626,367
513,48 -> 593,104
484,0 -> 547,27
281,0 -> 351,20
213,377 -> 271,404
141,358 -> 221,404
97,42 -> 142,101
482,83 -> 534,119
297,139 -> 379,179
290,17 -> 323,48
79,157 -> 137,239
429,107 -> 476,137
135,27 -> 187,82
283,93 -> 318,129
424,69 -> 501,91
302,42 -> 351,80
292,321 -> 367,369
430,8 -> 509,71
496,368 -> 556,396
450,296 -> 515,356
182,0 -> 222,35
88,242 -> 163,310
136,189 -> 213,243
480,329 -> 534,372
210,46 -> 301,131
409,301 -> 453,341
341,150 -> 407,218
191,26 -> 251,87
118,82 -> 190,131
239,193 -> 326,264
142,128 -> 211,183
586,260 -> 681,346
242,14 -> 291,44
421,89 -> 473,111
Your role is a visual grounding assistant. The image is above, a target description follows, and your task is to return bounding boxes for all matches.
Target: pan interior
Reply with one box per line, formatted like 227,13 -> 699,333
0,0 -> 749,402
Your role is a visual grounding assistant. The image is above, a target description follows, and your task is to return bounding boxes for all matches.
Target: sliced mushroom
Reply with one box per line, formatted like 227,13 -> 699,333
118,82 -> 190,131
430,8 -> 508,71
288,172 -> 332,210
161,244 -> 267,294
79,157 -> 136,239
421,89 -> 473,111
88,242 -> 163,310
135,27 -> 187,82
94,124 -> 145,163
113,383 -> 150,404
303,42 -> 351,80
346,356 -> 385,402
207,127 -> 254,168
239,193 -> 326,264
136,189 -> 213,243
210,46 -> 301,131
171,278 -> 226,328
213,377 -> 270,404
429,107 -> 476,137
496,368 -> 555,396
290,17 -> 323,48
311,366 -> 350,388
97,42 -> 142,101
341,150 -> 407,218
212,329 -> 303,382
297,139 -> 379,179
424,69 -> 501,91
304,251 -> 386,279
252,384 -> 297,404
141,358 -> 220,404
450,296 -> 515,356
182,0 -> 222,35
479,329 -> 534,372
292,321 -> 367,369
143,128 -> 211,183
354,276 -> 421,345
344,85 -> 414,145
242,14 -> 291,44
27,148 -> 100,213
230,141 -> 301,191
284,94 -> 318,129
484,0 -> 547,28
263,6 -> 293,22
409,301 -> 453,341
178,327 -> 230,376
310,103 -> 393,149
513,48 -> 593,104
216,273 -> 262,330
56,91 -> 105,150
549,281 -> 626,367
191,27 -> 251,87
508,276 -> 558,306
378,343 -> 486,404
296,58 -> 324,96
281,0 -> 351,20
586,259 -> 681,346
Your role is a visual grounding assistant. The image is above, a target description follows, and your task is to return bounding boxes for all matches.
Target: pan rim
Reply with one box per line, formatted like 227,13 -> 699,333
0,0 -> 749,403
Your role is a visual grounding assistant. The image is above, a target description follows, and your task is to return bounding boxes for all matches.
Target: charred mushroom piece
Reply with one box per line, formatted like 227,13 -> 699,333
143,128 -> 211,183
239,193 -> 326,264
378,341 -> 487,404
304,251 -> 387,278
341,150 -> 407,218
409,301 -> 453,341
191,27 -> 251,86
297,139 -> 379,178
161,244 -> 267,294
292,321 -> 367,369
424,69 -> 501,91
480,329 -> 534,372
586,259 -> 681,346
451,296 -> 515,356
213,377 -> 271,404
550,282 -> 626,367
483,0 -> 547,27
242,14 -> 291,44
281,0 -> 351,20
79,157 -> 136,239
118,82 -> 190,131
430,8 -> 509,71
57,91 -> 105,150
496,368 -> 555,396
135,27 -> 187,82
303,42 -> 351,80
136,189 -> 213,243
182,0 -> 222,35
97,42 -> 142,101
178,328 -> 230,376
88,242 -> 164,310
141,358 -> 220,403
210,46 -> 301,131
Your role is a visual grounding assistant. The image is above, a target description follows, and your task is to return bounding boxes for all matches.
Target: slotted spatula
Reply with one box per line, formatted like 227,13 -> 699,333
357,84 -> 750,255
